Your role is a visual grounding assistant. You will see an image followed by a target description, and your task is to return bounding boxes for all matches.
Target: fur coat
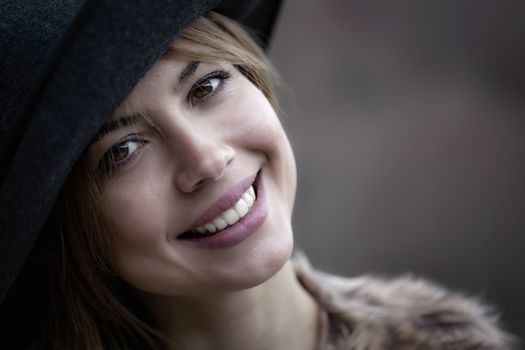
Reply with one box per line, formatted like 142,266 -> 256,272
293,254 -> 516,350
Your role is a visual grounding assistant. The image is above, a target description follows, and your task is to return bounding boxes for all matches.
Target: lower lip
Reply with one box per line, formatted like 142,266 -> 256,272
177,172 -> 268,249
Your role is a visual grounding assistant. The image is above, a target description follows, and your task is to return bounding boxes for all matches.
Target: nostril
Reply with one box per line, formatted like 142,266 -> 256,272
226,154 -> 234,167
195,179 -> 206,188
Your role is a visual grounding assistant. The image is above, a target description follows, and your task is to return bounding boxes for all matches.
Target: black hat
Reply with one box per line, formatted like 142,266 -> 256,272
0,0 -> 282,303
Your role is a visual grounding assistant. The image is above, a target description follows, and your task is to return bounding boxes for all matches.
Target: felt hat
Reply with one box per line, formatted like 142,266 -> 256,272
0,0 -> 282,303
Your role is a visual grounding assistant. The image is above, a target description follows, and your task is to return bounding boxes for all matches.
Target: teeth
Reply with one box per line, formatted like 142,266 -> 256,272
242,192 -> 253,206
213,217 -> 228,230
204,223 -> 216,233
223,209 -> 240,225
192,185 -> 256,235
234,199 -> 249,217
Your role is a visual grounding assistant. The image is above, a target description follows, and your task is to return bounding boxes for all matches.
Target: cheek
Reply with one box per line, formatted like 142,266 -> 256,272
231,92 -> 297,211
103,172 -> 172,256
102,178 -> 182,290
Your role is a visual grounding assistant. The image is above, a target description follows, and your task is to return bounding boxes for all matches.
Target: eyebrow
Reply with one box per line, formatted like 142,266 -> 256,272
91,113 -> 141,142
177,60 -> 200,89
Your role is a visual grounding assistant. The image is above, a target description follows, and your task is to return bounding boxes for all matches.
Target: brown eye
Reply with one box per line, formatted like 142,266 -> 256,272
98,135 -> 146,175
188,70 -> 230,105
192,78 -> 219,99
110,141 -> 140,162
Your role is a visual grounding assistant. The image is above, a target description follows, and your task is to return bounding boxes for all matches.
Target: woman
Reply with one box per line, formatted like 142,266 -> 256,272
0,0 -> 514,349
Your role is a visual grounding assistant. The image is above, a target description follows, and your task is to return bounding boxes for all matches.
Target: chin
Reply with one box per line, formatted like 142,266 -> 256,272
216,228 -> 294,292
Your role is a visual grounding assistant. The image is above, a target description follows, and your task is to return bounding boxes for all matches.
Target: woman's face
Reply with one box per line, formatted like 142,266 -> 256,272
86,53 -> 296,297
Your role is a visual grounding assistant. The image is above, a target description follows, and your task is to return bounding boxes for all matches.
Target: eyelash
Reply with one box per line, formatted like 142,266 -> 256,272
98,134 -> 147,176
187,70 -> 231,106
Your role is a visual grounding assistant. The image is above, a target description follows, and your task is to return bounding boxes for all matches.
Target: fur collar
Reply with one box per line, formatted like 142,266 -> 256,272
293,253 -> 516,350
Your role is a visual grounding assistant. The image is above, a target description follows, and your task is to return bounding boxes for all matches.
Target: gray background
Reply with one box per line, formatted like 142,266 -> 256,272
268,0 -> 525,340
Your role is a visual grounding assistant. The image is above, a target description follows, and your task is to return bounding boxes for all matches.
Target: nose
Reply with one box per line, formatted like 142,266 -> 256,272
174,133 -> 235,193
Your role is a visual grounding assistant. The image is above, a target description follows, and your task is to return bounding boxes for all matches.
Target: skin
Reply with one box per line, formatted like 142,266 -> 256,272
86,51 -> 319,349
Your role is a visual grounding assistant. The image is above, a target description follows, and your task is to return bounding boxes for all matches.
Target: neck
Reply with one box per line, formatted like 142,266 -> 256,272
142,260 -> 320,350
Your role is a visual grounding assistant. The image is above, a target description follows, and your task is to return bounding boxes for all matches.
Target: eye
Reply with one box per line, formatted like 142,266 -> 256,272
98,134 -> 146,175
188,70 -> 231,105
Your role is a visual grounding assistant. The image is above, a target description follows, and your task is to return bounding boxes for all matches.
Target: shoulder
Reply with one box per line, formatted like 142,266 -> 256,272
293,253 -> 516,350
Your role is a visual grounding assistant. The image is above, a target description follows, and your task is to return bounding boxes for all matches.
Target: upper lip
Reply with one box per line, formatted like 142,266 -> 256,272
184,171 -> 259,231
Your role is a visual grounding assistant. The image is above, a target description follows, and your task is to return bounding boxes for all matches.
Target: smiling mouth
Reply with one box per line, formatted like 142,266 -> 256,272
178,175 -> 259,239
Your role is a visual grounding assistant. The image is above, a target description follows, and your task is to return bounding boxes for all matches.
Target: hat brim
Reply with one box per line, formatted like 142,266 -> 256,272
0,0 -> 282,302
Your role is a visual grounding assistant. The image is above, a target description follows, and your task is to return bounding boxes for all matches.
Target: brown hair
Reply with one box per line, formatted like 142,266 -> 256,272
42,12 -> 279,350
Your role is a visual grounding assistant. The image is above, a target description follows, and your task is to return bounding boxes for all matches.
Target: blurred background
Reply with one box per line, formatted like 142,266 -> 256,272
268,0 -> 525,341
